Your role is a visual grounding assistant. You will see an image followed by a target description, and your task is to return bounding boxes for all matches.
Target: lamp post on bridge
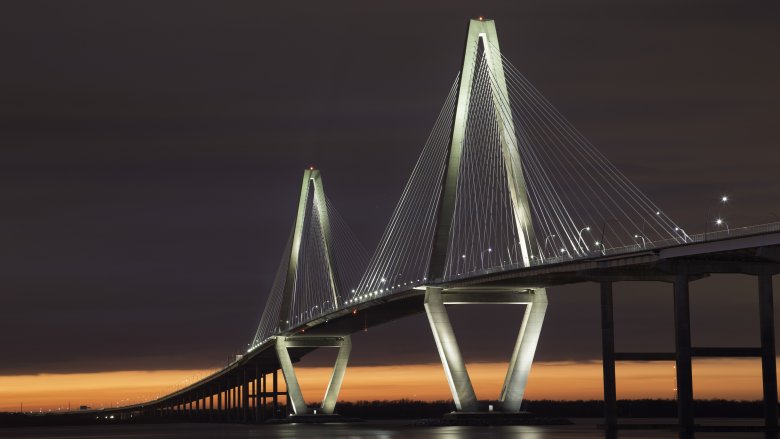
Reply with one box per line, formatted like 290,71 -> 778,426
716,218 -> 730,235
718,195 -> 730,235
706,195 -> 729,240
674,227 -> 690,243
634,234 -> 647,248
597,219 -> 618,256
577,226 -> 591,254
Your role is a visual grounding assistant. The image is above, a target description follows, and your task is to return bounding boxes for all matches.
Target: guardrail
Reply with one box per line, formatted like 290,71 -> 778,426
440,221 -> 780,281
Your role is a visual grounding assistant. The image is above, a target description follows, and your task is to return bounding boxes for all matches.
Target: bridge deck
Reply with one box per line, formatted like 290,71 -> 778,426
107,230 -> 780,415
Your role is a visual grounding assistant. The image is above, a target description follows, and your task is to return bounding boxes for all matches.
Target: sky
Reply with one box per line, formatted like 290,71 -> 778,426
0,360 -> 768,412
1,0 -> 780,409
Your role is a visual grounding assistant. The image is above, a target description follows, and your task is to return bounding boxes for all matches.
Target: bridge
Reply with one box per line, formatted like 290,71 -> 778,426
91,18 -> 780,432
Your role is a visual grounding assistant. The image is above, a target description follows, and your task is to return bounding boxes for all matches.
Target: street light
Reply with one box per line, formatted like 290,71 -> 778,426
715,218 -> 730,234
634,234 -> 647,248
674,227 -> 690,242
594,240 -> 605,255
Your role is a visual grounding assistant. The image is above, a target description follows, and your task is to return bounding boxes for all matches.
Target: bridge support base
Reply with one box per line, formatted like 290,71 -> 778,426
424,287 -> 547,412
274,335 -> 351,416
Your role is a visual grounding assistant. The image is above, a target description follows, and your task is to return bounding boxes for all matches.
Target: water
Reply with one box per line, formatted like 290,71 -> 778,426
1,420 -> 778,439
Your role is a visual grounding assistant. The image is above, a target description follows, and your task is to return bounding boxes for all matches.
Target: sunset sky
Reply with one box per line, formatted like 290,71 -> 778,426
1,0 -> 779,413
0,359 -> 770,412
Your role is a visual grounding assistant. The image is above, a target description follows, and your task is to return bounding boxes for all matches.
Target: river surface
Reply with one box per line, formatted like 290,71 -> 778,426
1,419 -> 778,439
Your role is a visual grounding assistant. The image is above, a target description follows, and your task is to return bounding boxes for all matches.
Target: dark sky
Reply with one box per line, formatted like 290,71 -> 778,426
1,0 -> 779,375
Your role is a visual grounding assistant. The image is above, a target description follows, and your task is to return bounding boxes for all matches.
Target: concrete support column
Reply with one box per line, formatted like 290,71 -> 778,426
272,369 -> 278,418
217,384 -> 223,422
600,281 -> 617,429
424,287 -> 478,412
275,337 -> 309,415
261,372 -> 266,421
322,336 -> 351,414
225,377 -> 233,422
209,390 -> 214,422
759,273 -> 778,428
231,384 -> 236,421
232,384 -> 237,420
254,365 -> 261,422
234,382 -> 238,421
500,289 -> 548,412
234,384 -> 239,421
673,273 -> 694,431
242,369 -> 249,422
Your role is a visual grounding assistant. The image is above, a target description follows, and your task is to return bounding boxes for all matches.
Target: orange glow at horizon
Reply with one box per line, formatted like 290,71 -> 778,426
0,359 -> 771,412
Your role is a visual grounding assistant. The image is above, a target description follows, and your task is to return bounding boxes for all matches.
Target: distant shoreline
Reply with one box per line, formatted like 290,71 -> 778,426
1,398 -> 773,427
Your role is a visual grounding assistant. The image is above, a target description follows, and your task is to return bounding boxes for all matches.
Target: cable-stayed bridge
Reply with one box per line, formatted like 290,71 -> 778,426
94,18 -> 780,431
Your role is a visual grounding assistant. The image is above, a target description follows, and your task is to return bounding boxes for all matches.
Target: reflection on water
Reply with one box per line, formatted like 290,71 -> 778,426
1,419 -> 778,439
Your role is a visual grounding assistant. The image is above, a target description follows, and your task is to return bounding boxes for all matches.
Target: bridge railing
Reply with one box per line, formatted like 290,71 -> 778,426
290,222 -> 780,327
599,221 -> 780,257
439,221 -> 780,281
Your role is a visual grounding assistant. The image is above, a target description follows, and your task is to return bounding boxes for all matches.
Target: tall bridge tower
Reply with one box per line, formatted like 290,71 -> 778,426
424,18 -> 547,413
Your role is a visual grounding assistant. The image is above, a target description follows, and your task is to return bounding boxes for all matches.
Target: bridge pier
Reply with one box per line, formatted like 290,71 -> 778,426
758,273 -> 778,428
229,382 -> 235,421
274,335 -> 351,416
597,269 -> 778,432
227,377 -> 233,422
253,365 -> 260,422
242,368 -> 249,422
209,388 -> 214,422
233,381 -> 238,421
424,287 -> 547,412
599,281 -> 617,429
261,370 -> 266,420
272,369 -> 278,417
673,274 -> 694,431
217,383 -> 222,422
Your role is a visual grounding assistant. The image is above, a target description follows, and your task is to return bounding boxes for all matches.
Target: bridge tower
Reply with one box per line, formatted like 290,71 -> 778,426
273,167 -> 351,416
425,18 -> 547,413
278,167 -> 341,330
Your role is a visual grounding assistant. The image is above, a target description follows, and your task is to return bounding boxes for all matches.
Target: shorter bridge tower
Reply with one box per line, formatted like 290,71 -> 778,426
272,168 -> 353,416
